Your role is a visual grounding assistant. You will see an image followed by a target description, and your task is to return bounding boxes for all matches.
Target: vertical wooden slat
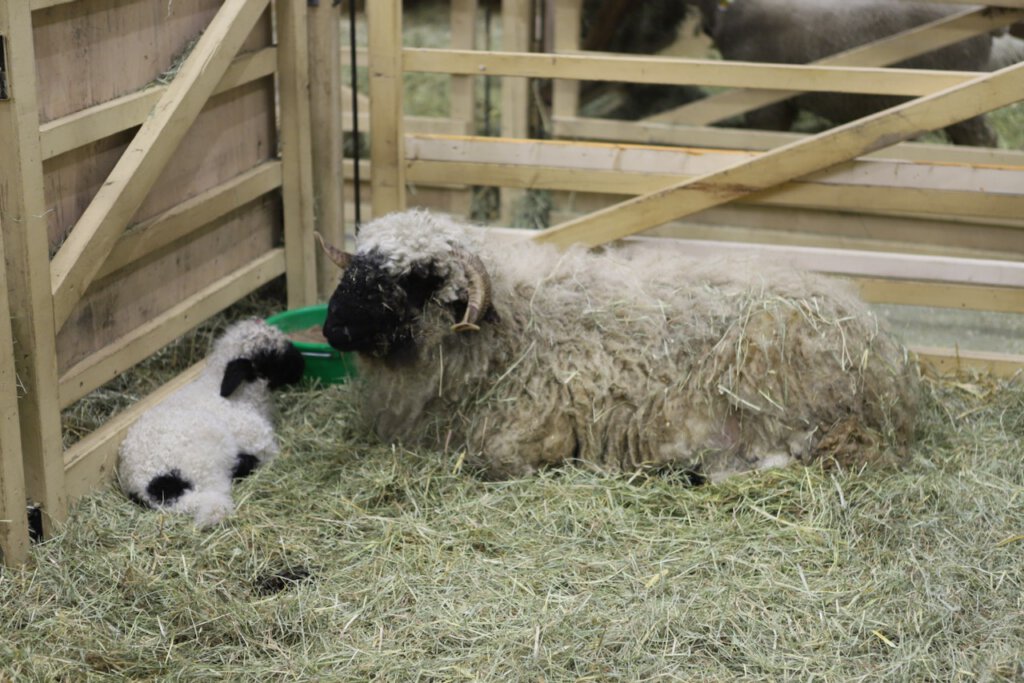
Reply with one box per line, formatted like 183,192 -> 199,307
277,0 -> 318,308
450,0 -> 477,133
500,0 -> 532,225
0,0 -> 68,536
447,0 -> 477,219
368,0 -> 406,216
551,0 -> 582,122
0,222 -> 30,566
307,0 -> 346,300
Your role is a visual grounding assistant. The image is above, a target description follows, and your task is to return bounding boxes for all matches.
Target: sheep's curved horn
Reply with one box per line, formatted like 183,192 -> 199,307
451,249 -> 492,333
315,231 -> 354,269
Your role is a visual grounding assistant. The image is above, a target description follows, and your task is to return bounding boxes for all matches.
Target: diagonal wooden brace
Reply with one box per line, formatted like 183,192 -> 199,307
49,0 -> 271,330
533,61 -> 1024,249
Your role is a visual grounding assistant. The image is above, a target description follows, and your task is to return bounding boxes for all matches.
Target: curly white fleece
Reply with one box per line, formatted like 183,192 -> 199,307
117,319 -> 291,527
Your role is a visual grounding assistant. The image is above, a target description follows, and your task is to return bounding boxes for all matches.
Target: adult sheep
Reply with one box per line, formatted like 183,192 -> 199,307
319,210 -> 919,482
694,0 -> 1017,146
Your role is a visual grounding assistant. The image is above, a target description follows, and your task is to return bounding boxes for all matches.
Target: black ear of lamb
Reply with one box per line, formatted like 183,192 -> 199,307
221,358 -> 257,397
253,343 -> 306,390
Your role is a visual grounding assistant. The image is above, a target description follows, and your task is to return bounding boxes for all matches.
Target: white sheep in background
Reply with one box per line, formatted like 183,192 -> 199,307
118,319 -> 304,526
319,210 -> 920,482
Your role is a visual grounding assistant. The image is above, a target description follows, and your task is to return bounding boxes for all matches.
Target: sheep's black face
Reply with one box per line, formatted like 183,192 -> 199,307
323,250 -> 444,361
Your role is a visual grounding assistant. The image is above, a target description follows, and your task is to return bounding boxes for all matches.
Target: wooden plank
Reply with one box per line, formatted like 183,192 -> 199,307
368,0 -> 406,216
49,0 -> 272,330
553,116 -> 1024,167
0,225 -> 30,566
60,248 -> 285,408
404,48 -> 979,97
551,0 -> 582,121
533,62 -> 1024,249
621,211 -> 1022,264
30,0 -> 79,9
402,135 -> 1024,224
901,0 -> 1024,7
449,0 -> 477,132
97,161 -> 282,280
648,7 -> 1024,127
276,0 -> 318,309
617,237 -> 1024,288
345,113 -> 471,136
500,0 -> 533,225
854,279 -> 1024,314
0,0 -> 68,534
62,364 -> 205,504
408,158 -> 1024,226
308,2 -> 346,299
913,347 -> 1024,378
39,47 -> 277,161
58,199 -> 278,375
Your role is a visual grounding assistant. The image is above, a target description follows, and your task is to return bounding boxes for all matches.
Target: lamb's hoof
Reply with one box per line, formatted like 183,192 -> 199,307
451,322 -> 481,333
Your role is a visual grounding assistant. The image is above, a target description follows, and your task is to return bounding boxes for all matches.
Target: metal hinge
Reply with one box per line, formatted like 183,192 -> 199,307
27,504 -> 43,542
0,35 -> 9,100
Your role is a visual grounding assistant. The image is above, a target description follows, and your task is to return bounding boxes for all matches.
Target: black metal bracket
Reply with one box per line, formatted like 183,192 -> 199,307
0,35 -> 10,101
27,504 -> 43,543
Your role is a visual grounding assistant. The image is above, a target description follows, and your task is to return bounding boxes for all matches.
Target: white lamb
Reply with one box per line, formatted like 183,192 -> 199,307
118,318 -> 305,527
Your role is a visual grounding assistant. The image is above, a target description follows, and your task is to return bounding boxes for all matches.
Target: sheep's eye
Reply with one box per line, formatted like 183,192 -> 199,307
400,268 -> 443,310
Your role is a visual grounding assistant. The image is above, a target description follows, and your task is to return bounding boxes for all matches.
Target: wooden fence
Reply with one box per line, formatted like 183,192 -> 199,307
0,0 -> 334,564
348,0 -> 1024,375
3,0 -> 1023,564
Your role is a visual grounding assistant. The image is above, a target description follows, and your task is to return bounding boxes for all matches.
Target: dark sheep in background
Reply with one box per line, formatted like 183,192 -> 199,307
692,0 -> 1020,145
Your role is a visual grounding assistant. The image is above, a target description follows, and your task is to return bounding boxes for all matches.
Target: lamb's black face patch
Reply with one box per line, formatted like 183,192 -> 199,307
253,343 -> 305,390
232,453 -> 260,480
221,344 -> 305,397
146,469 -> 192,505
323,250 -> 444,360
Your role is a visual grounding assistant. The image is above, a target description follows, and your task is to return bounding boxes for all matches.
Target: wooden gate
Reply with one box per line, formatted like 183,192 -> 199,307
359,0 -> 1024,376
0,0 -> 320,563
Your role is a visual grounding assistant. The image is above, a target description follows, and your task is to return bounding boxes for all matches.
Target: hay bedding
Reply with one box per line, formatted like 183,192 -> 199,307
5,347 -> 1024,680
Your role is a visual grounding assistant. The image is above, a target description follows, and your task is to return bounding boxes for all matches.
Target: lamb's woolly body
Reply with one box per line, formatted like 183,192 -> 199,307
118,319 -> 300,526
339,210 -> 919,481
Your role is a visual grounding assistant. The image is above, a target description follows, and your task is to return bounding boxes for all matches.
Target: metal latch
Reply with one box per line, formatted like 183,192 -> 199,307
0,35 -> 9,100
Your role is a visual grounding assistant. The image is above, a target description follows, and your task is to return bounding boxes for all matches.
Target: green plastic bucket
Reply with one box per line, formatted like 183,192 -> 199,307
266,304 -> 357,384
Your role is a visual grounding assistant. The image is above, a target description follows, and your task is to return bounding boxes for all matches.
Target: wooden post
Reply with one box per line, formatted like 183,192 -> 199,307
0,0 -> 68,536
450,0 -> 477,135
448,0 -> 477,219
307,0 -> 347,300
551,0 -> 582,124
277,0 -> 319,309
368,0 -> 406,217
0,220 -> 30,566
500,0 -> 533,226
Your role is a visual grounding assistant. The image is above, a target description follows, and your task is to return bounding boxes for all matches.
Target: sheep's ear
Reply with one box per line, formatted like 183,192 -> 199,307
401,261 -> 444,310
221,358 -> 256,397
